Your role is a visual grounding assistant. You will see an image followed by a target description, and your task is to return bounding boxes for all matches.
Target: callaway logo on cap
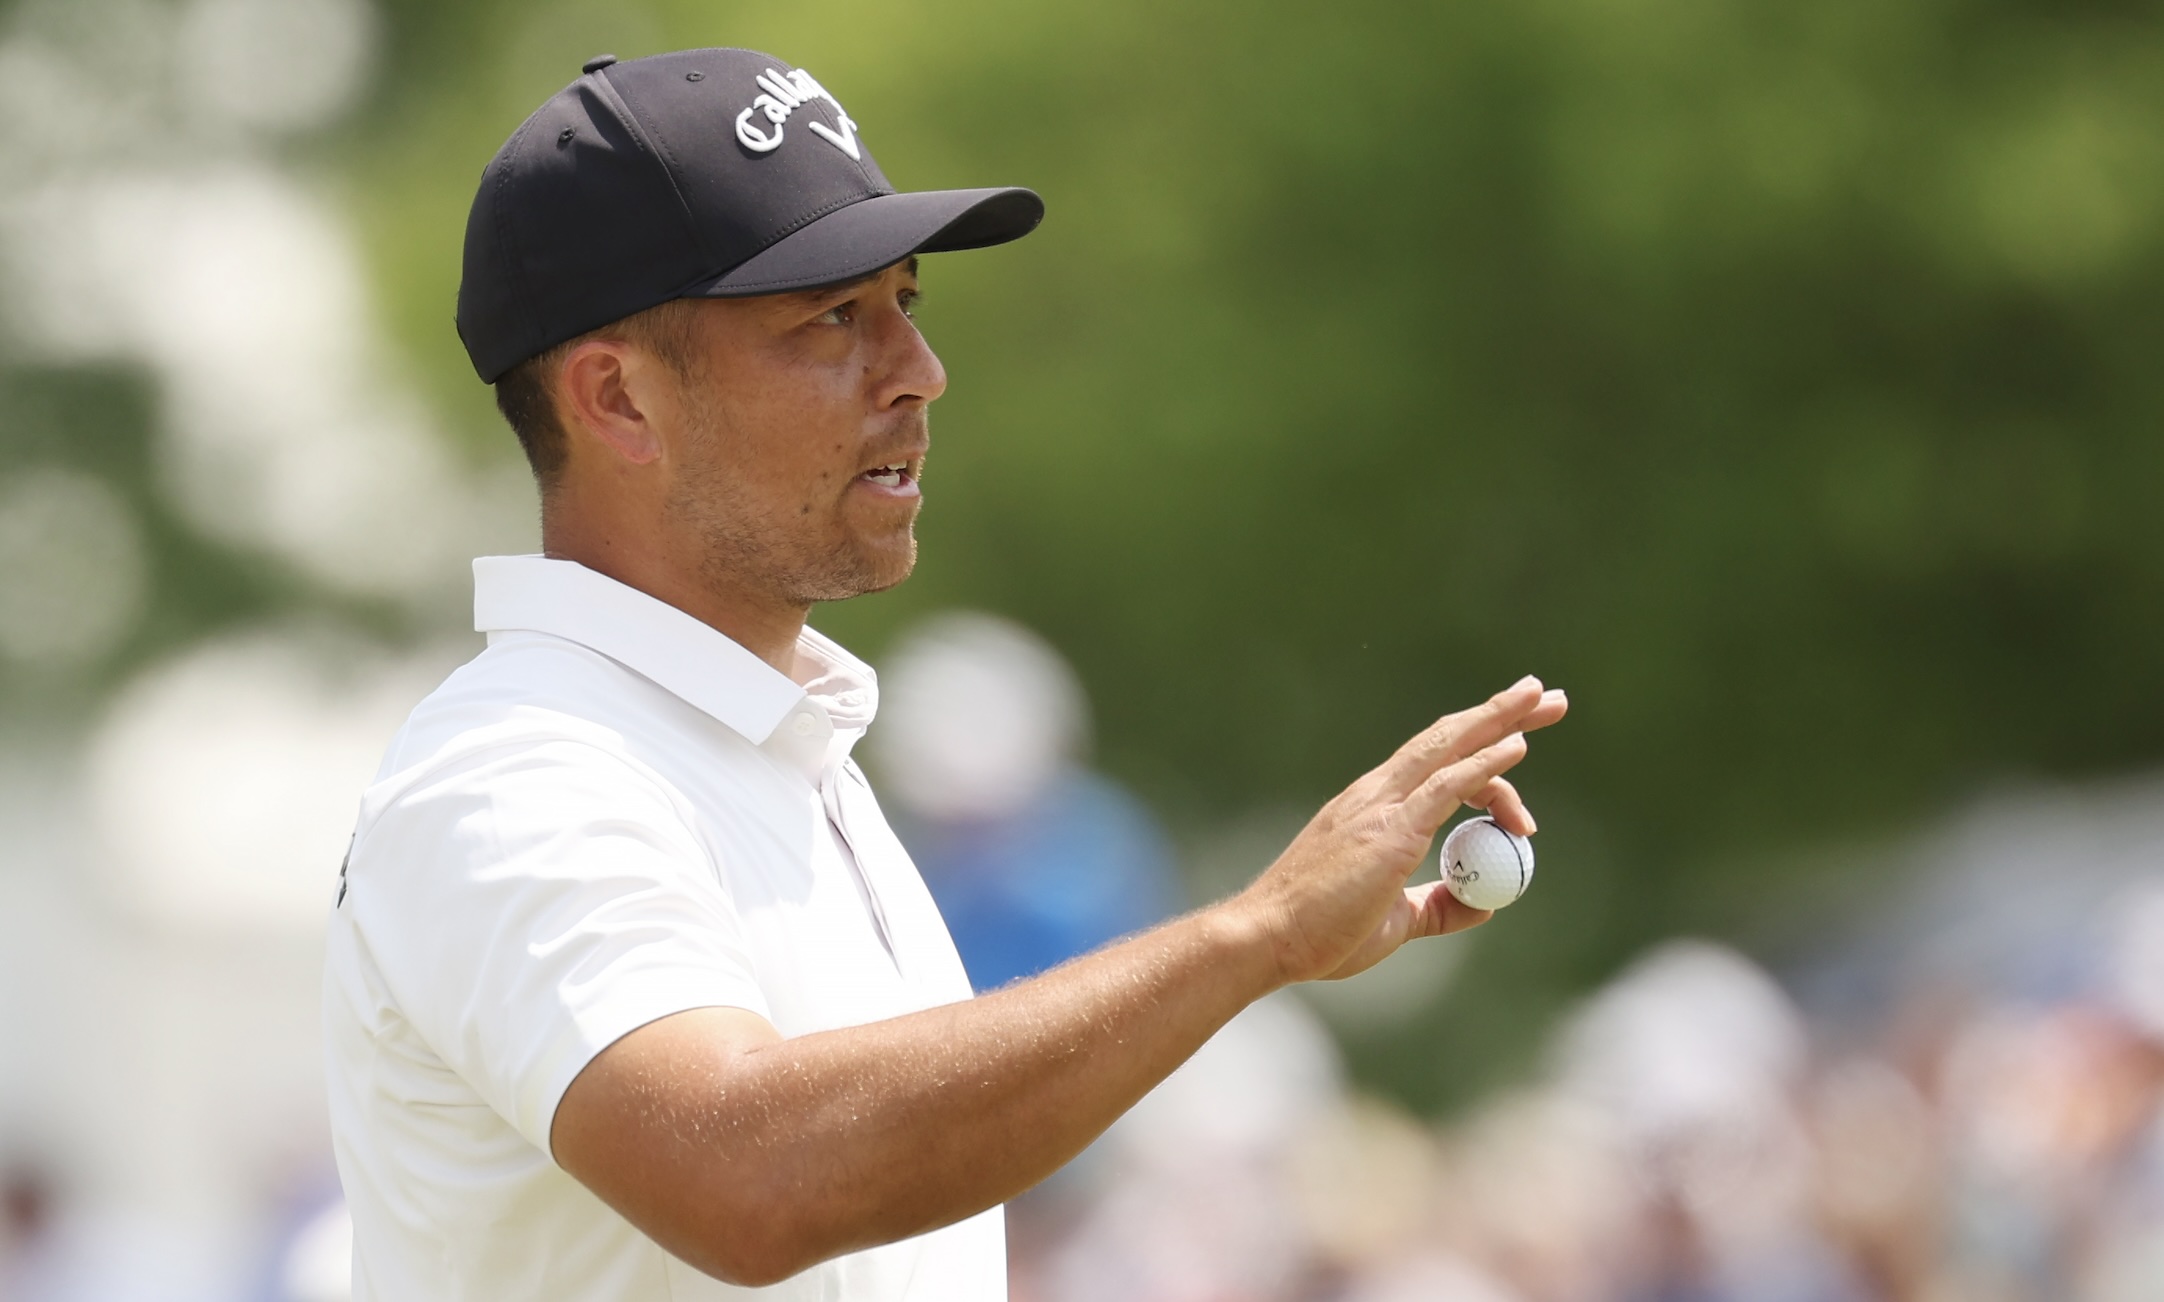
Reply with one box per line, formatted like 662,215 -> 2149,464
456,48 -> 1045,383
733,65 -> 860,158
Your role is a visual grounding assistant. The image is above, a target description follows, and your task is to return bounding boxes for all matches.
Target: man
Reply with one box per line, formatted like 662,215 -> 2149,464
323,47 -> 1567,1302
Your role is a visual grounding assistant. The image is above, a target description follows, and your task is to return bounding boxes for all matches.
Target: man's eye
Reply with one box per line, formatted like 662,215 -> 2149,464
816,303 -> 854,325
899,290 -> 921,320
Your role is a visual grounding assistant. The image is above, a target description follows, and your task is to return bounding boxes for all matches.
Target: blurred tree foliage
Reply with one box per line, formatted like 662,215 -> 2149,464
0,365 -> 312,711
61,0 -> 2164,1108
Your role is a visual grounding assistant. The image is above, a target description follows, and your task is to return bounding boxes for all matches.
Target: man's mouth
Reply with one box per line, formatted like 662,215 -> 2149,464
860,461 -> 915,489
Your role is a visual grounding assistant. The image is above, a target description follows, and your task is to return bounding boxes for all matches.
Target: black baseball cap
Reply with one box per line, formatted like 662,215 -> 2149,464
457,48 -> 1044,383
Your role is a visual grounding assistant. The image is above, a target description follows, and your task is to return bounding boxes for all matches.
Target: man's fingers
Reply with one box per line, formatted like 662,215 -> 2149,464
1520,689 -> 1569,734
1388,676 -> 1541,787
1383,679 -> 1566,797
1402,732 -> 1529,832
1466,776 -> 1534,836
1406,881 -> 1492,939
1381,677 -> 1541,793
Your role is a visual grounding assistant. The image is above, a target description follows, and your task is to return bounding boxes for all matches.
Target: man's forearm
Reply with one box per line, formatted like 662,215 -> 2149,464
554,678 -> 1565,1286
565,899 -> 1286,1284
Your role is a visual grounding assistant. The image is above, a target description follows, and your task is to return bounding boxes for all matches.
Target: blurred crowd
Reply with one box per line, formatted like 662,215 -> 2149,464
1001,929 -> 2164,1302
885,619 -> 2164,1302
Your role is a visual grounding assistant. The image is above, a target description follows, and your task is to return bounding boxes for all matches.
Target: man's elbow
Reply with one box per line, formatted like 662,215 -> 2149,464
697,1238 -> 815,1289
693,1247 -> 804,1290
670,1198 -> 832,1288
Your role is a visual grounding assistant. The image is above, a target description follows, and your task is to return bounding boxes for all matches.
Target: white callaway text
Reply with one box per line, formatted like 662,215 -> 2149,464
736,67 -> 862,160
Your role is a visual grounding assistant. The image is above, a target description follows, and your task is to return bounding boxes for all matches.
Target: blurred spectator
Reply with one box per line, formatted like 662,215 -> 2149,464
0,1164 -> 54,1299
1033,994 -> 1344,1302
871,612 -> 1180,992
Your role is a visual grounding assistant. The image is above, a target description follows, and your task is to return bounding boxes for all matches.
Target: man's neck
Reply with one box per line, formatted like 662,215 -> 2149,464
540,534 -> 809,676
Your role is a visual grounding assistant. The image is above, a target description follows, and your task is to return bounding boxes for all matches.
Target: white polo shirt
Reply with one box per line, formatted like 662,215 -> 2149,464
323,555 -> 1003,1301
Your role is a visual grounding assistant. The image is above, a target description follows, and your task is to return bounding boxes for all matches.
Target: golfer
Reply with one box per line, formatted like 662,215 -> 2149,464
323,47 -> 1567,1301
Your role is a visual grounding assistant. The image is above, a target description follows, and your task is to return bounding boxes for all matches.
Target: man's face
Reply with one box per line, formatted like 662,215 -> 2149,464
659,258 -> 943,607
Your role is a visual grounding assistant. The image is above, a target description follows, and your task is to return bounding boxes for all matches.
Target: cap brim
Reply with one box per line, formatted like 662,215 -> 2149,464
690,187 -> 1043,299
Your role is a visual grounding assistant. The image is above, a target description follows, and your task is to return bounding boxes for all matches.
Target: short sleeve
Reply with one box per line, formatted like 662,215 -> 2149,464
345,739 -> 771,1156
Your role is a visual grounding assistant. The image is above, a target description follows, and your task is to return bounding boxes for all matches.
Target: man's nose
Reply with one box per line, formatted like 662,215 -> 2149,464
873,309 -> 947,410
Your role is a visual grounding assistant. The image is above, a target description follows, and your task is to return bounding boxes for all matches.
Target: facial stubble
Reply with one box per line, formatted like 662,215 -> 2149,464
665,388 -> 922,610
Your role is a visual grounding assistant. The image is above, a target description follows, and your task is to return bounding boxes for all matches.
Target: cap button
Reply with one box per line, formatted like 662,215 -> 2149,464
581,54 -> 618,74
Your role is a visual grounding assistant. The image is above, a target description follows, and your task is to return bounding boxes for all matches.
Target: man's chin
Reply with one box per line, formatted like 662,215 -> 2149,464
846,560 -> 915,599
798,538 -> 917,604
858,541 -> 918,595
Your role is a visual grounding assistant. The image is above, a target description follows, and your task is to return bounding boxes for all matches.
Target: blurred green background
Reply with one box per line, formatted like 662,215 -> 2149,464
7,0 -> 2164,1115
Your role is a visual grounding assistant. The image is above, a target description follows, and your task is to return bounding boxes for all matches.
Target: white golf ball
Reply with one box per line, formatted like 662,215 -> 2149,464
1440,816 -> 1535,911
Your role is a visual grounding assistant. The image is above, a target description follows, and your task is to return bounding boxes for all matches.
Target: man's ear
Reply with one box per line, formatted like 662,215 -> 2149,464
558,339 -> 665,466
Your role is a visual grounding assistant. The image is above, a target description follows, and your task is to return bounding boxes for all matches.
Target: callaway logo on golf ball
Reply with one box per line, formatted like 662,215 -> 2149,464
1440,816 -> 1534,911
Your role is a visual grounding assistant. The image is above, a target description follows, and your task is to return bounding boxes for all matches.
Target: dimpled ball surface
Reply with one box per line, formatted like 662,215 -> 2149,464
1440,816 -> 1535,911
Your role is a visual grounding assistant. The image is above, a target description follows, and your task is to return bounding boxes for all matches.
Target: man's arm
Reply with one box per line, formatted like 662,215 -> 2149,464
552,676 -> 1568,1286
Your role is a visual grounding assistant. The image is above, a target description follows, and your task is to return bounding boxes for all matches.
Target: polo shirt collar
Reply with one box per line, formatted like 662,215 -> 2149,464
471,555 -> 878,751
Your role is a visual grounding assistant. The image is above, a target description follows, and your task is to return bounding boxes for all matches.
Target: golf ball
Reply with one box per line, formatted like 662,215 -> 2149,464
1440,816 -> 1535,911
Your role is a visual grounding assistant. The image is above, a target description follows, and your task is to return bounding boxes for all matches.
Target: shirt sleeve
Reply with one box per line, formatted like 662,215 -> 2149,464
345,737 -> 771,1157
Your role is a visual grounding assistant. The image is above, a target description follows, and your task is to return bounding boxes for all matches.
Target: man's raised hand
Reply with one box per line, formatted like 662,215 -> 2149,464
1231,676 -> 1569,985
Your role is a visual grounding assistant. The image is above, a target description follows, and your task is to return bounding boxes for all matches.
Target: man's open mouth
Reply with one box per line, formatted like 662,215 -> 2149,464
861,461 -> 914,489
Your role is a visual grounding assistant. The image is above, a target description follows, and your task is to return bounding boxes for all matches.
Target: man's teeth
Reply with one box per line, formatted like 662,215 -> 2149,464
864,463 -> 909,487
